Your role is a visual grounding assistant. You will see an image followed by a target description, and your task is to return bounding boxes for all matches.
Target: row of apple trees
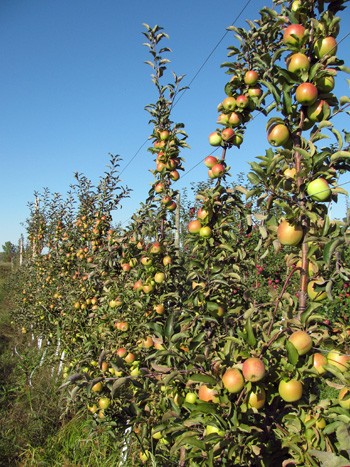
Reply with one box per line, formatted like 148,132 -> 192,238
12,1 -> 350,466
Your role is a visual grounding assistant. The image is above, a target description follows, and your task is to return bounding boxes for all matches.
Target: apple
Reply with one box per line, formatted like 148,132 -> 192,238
307,178 -> 331,201
232,134 -> 243,146
170,170 -> 180,181
295,260 -> 316,277
211,163 -> 225,178
248,87 -> 262,97
199,226 -> 212,238
316,73 -> 335,92
143,284 -> 154,294
284,167 -> 296,179
221,128 -> 235,142
122,263 -> 131,272
295,83 -> 318,106
156,162 -> 165,172
267,123 -> 290,147
312,353 -> 328,375
286,53 -> 310,74
279,380 -> 303,402
152,429 -> 163,440
92,382 -> 103,392
141,256 -> 152,266
118,322 -> 129,332
159,130 -> 169,141
244,70 -> 258,85
307,280 -> 327,301
236,95 -> 249,109
242,358 -> 266,382
154,272 -> 165,284
283,24 -> 305,47
222,369 -> 244,393
305,414 -> 326,429
277,220 -> 303,246
327,351 -> 350,373
198,385 -> 219,403
154,304 -> 165,315
166,201 -> 176,211
101,361 -> 109,372
155,183 -> 165,193
339,387 -> 350,409
184,392 -> 197,404
209,132 -> 222,146
150,242 -> 161,254
217,113 -> 230,125
222,96 -> 236,111
163,256 -> 172,266
307,100 -> 331,122
188,220 -> 201,234
228,112 -> 242,127
116,347 -> 127,358
125,352 -> 136,364
314,36 -> 337,58
197,207 -> 211,221
248,387 -> 266,409
161,196 -> 172,206
98,397 -> 110,410
288,330 -> 312,355
204,156 -> 218,168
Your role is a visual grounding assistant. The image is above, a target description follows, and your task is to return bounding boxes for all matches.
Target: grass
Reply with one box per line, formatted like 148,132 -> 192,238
0,262 -> 128,467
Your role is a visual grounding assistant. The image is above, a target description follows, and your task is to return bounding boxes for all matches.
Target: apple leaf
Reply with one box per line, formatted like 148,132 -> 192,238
331,150 -> 350,162
171,433 -> 206,454
286,341 -> 299,365
324,238 -> 343,265
188,373 -> 217,385
111,377 -> 129,396
309,450 -> 350,467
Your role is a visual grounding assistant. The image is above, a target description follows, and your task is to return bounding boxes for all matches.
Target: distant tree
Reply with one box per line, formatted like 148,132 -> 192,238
1,241 -> 18,263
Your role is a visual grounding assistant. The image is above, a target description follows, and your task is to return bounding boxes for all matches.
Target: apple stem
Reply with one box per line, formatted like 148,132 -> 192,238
221,146 -> 227,162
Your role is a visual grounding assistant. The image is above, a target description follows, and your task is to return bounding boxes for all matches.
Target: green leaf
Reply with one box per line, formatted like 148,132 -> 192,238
188,373 -> 217,385
247,172 -> 260,185
164,314 -> 174,340
324,238 -> 343,265
286,340 -> 299,365
111,377 -> 129,396
171,433 -> 206,454
331,150 -> 350,162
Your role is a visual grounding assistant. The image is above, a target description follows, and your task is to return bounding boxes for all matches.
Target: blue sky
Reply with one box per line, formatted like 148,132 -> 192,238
1,0 -> 350,249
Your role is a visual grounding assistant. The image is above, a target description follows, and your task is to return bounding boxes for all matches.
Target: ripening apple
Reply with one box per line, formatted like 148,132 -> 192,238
307,280 -> 327,301
204,156 -> 218,168
156,162 -> 166,172
236,95 -> 249,109
92,382 -> 103,392
163,256 -> 172,266
288,330 -> 312,355
295,83 -> 318,106
314,36 -> 337,58
283,24 -> 305,47
141,255 -> 152,266
118,321 -> 129,332
211,163 -> 225,178
327,350 -> 350,373
199,226 -> 212,238
248,87 -> 262,97
154,304 -> 165,315
188,220 -> 201,234
222,368 -> 244,393
98,397 -> 110,409
122,263 -> 131,272
267,123 -> 290,147
316,73 -> 335,92
339,387 -> 350,409
232,134 -> 243,146
155,183 -> 165,193
116,347 -> 127,358
307,178 -> 331,202
228,112 -> 242,127
279,380 -> 303,402
150,242 -> 161,254
248,387 -> 266,409
277,220 -> 303,246
222,96 -> 236,111
286,53 -> 310,74
312,353 -> 328,375
307,100 -> 331,122
242,358 -> 266,382
154,272 -> 165,284
143,284 -> 154,294
244,70 -> 258,85
284,167 -> 296,179
221,128 -> 235,142
159,130 -> 170,141
197,207 -> 212,222
170,170 -> 180,181
125,352 -> 136,364
217,113 -> 230,125
166,201 -> 176,211
198,385 -> 219,403
184,392 -> 197,404
209,132 -> 222,146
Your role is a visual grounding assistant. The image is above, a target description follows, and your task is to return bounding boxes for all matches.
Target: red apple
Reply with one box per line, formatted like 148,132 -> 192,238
154,304 -> 165,315
242,358 -> 266,382
221,128 -> 235,141
236,95 -> 249,109
312,353 -> 328,375
277,220 -> 303,246
197,207 -> 211,221
166,201 -> 176,211
222,368 -> 244,393
217,113 -> 230,125
267,123 -> 290,147
204,156 -> 218,168
150,242 -> 161,254
198,385 -> 219,403
170,170 -> 180,181
248,87 -> 262,97
295,83 -> 318,106
116,347 -> 127,358
159,130 -> 170,141
188,220 -> 201,233
155,183 -> 165,193
283,24 -> 305,47
211,163 -> 225,178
